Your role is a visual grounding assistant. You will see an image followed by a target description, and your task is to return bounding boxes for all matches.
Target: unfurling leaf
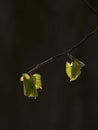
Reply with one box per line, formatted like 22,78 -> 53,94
20,73 -> 42,99
33,74 -> 42,89
66,58 -> 85,81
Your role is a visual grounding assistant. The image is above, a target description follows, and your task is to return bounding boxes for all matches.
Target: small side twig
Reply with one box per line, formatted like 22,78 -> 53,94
27,27 -> 98,74
81,0 -> 98,17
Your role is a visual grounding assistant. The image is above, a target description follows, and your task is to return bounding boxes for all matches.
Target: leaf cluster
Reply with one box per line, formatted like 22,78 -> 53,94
20,56 -> 85,99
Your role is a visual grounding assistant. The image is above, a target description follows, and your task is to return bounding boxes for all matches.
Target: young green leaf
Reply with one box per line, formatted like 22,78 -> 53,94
66,58 -> 85,81
20,73 -> 42,99
32,74 -> 42,89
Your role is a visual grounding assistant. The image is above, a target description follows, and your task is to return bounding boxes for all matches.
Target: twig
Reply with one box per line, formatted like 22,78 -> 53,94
81,0 -> 98,17
27,27 -> 98,74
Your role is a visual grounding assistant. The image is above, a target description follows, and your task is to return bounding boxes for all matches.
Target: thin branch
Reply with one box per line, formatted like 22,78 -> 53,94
27,27 -> 98,74
81,0 -> 98,17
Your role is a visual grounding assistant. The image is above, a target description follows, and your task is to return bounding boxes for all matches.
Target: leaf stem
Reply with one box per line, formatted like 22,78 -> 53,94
27,27 -> 98,74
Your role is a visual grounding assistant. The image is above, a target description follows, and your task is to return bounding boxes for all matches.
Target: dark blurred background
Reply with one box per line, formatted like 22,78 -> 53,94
0,0 -> 98,130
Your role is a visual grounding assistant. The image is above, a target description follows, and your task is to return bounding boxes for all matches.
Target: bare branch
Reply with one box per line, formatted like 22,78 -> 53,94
81,0 -> 98,17
27,27 -> 98,74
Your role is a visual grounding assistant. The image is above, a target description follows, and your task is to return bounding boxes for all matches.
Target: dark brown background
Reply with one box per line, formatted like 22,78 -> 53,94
0,0 -> 98,130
